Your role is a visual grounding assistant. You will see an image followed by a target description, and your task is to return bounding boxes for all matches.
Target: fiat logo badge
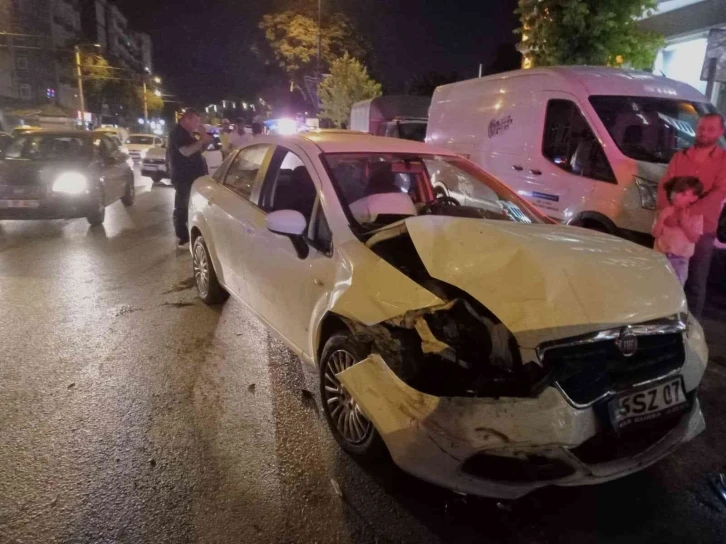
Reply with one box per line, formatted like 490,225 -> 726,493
615,328 -> 638,357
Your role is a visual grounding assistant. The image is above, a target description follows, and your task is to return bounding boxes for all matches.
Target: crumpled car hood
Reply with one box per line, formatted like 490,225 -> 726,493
403,216 -> 686,347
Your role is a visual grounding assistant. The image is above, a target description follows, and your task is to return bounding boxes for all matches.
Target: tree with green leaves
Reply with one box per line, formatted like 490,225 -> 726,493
318,53 -> 382,127
517,0 -> 663,69
258,9 -> 367,91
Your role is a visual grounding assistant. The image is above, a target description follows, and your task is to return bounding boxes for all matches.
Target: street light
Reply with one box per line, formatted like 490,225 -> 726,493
154,76 -> 161,84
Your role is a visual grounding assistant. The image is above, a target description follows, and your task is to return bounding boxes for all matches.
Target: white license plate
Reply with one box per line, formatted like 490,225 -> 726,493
609,377 -> 687,431
0,199 -> 40,208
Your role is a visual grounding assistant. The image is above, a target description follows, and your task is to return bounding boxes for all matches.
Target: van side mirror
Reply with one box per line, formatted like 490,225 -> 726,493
266,209 -> 309,259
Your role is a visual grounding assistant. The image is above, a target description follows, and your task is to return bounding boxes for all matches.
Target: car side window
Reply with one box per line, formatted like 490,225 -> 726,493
223,144 -> 269,200
259,147 -> 317,223
542,99 -> 616,183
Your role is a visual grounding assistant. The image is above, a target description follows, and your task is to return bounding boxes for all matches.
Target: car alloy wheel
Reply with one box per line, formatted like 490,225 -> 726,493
193,240 -> 210,299
323,349 -> 372,445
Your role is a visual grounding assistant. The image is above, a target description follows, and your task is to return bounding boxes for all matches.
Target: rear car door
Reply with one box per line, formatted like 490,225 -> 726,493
242,145 -> 336,357
526,94 -> 615,221
207,144 -> 273,303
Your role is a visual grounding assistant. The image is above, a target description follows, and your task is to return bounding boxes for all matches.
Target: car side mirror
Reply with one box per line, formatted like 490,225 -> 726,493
266,209 -> 309,259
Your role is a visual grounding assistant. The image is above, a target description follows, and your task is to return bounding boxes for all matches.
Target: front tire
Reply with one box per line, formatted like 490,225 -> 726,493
320,333 -> 385,458
121,174 -> 135,206
86,186 -> 105,226
192,235 -> 228,304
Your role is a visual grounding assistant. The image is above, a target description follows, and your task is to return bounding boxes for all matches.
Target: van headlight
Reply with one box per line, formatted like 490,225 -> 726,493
635,177 -> 658,210
52,172 -> 88,194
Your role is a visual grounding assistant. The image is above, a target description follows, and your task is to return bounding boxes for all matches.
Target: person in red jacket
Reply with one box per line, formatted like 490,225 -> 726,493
657,113 -> 726,317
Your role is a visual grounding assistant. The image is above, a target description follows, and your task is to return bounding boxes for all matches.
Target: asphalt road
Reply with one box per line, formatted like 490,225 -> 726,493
1,170 -> 726,544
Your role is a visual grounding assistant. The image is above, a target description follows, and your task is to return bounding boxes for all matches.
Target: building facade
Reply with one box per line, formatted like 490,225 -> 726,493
0,0 -> 80,110
640,0 -> 726,109
81,0 -> 152,74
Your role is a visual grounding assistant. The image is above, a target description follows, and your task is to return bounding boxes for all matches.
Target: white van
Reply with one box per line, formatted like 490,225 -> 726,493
426,66 -> 718,243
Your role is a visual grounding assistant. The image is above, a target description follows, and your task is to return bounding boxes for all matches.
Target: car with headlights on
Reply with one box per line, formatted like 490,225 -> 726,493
0,130 -> 134,225
125,133 -> 164,163
188,132 -> 707,499
141,142 -> 169,183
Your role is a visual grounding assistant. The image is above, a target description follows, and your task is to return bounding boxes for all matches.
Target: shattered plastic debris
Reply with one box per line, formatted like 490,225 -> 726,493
330,478 -> 343,498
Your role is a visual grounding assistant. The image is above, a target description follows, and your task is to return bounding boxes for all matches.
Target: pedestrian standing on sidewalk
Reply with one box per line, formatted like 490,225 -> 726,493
653,177 -> 704,286
657,113 -> 726,316
168,109 -> 213,248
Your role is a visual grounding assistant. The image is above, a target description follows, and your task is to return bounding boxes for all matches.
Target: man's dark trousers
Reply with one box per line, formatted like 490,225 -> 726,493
173,181 -> 192,243
685,234 -> 716,318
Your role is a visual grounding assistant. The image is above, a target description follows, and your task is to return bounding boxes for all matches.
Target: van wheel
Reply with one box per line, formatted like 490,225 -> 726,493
581,220 -> 610,234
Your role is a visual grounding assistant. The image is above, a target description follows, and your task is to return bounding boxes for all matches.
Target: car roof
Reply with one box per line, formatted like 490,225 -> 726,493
254,131 -> 458,156
14,130 -> 93,138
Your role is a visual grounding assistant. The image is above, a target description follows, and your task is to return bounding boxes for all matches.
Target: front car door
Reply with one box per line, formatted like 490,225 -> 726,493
526,93 -> 616,222
241,144 -> 336,357
208,144 -> 273,302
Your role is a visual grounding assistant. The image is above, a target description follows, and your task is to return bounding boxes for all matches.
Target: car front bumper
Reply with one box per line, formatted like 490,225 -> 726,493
141,162 -> 167,176
338,326 -> 707,499
0,194 -> 96,220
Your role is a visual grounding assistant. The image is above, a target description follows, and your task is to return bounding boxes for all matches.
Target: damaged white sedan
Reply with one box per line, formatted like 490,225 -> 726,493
188,132 -> 707,499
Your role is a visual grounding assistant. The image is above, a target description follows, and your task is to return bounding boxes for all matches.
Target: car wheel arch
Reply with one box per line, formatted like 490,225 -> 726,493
314,312 -> 354,366
568,211 -> 617,234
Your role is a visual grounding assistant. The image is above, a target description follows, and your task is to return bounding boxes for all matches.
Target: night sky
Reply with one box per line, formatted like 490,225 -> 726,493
116,0 -> 520,108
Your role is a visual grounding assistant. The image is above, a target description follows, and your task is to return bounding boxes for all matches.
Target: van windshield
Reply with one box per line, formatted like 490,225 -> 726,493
589,95 -> 719,164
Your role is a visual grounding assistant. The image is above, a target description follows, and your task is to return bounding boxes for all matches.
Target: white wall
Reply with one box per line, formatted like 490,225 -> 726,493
653,37 -> 709,94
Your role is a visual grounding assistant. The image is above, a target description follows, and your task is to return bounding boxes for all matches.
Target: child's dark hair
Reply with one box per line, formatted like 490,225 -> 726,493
664,176 -> 704,202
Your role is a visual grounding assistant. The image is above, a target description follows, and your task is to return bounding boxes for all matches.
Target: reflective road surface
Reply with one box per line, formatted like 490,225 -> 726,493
2,171 -> 726,543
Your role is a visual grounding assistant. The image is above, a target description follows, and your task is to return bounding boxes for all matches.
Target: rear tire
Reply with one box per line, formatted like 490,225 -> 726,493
151,173 -> 162,183
320,332 -> 386,459
192,235 -> 228,304
121,174 -> 135,206
86,187 -> 105,226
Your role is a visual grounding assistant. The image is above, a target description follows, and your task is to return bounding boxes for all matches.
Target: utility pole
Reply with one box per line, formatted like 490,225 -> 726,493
317,0 -> 322,77
75,45 -> 86,130
142,76 -> 149,133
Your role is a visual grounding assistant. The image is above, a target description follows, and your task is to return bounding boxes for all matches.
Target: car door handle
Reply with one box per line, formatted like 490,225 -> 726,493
206,195 -> 214,205
512,165 -> 524,171
529,169 -> 542,176
313,278 -> 324,287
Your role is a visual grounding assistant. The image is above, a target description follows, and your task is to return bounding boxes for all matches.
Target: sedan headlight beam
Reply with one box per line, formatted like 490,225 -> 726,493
52,172 -> 88,195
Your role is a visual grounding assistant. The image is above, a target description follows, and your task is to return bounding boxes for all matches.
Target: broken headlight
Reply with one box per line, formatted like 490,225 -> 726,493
388,298 -> 554,398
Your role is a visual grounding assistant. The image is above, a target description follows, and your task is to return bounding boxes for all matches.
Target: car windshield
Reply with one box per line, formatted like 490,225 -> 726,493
126,135 -> 154,145
589,95 -> 720,164
322,153 -> 545,231
3,134 -> 91,161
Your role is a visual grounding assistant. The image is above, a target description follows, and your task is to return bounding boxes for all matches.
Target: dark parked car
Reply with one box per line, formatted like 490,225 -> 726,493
0,130 -> 135,225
